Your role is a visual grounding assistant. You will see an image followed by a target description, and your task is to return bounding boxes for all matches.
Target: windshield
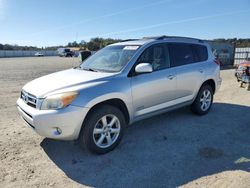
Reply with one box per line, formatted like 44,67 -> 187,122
80,45 -> 140,72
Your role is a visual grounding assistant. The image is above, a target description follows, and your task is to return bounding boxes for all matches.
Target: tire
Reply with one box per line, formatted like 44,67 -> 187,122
191,85 -> 214,115
79,105 -> 126,154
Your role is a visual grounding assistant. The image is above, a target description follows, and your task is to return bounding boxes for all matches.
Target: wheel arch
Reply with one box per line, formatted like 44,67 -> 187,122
82,98 -> 130,128
200,79 -> 216,94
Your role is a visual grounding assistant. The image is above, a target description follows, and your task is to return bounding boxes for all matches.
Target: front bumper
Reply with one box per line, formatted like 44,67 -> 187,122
16,98 -> 89,140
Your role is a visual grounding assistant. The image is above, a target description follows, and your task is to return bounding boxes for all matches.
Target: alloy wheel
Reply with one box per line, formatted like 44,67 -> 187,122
200,89 -> 212,111
93,114 -> 121,148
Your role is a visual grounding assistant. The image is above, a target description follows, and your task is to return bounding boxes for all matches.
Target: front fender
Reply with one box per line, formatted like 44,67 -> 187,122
71,77 -> 134,123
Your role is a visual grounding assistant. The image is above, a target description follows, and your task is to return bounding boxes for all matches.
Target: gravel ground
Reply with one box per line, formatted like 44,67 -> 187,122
0,57 -> 249,188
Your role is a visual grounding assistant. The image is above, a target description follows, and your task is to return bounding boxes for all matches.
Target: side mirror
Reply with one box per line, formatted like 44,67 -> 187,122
135,63 -> 153,74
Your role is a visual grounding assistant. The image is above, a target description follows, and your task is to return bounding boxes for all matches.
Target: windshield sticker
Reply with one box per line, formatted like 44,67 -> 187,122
123,46 -> 139,50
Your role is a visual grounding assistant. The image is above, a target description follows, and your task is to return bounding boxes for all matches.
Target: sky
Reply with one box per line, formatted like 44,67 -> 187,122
0,0 -> 250,47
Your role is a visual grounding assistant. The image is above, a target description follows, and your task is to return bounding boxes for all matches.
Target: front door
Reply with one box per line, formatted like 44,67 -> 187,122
131,43 -> 177,117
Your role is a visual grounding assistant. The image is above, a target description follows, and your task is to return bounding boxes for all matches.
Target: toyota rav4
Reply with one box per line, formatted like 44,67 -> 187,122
17,36 -> 222,154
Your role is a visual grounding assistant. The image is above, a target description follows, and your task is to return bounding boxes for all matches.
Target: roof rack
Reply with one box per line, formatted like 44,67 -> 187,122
142,35 -> 204,43
142,36 -> 167,40
121,39 -> 139,42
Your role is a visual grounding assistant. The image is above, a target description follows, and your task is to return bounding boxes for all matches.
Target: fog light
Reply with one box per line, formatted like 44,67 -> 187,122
53,127 -> 62,135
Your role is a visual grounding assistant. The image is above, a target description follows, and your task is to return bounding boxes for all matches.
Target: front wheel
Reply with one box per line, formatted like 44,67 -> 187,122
191,85 -> 213,115
79,105 -> 126,154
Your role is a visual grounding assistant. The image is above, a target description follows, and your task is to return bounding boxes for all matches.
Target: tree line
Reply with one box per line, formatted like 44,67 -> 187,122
67,38 -> 121,51
211,38 -> 250,47
1,37 -> 250,51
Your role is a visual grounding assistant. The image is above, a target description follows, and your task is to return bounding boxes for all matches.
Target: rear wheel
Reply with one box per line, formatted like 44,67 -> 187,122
79,105 -> 125,154
191,85 -> 213,115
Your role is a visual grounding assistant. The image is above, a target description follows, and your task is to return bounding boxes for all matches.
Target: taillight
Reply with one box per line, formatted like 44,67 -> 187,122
214,58 -> 220,66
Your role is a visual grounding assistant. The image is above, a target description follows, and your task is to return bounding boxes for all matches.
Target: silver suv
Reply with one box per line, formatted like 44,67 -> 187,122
17,36 -> 222,154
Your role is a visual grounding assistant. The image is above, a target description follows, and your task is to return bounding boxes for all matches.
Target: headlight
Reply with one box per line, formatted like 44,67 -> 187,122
40,91 -> 79,110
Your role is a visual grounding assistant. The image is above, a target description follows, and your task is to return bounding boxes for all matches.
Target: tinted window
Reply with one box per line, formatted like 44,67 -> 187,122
169,43 -> 195,67
169,43 -> 208,67
191,44 -> 208,62
137,44 -> 170,71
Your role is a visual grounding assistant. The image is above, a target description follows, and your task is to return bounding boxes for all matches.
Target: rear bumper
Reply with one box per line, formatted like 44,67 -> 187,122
16,98 -> 89,140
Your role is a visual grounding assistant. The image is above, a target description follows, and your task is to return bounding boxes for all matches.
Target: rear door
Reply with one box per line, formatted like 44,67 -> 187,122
169,43 -> 207,100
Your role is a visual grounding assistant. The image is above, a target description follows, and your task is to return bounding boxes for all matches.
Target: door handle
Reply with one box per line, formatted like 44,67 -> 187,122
167,75 -> 175,80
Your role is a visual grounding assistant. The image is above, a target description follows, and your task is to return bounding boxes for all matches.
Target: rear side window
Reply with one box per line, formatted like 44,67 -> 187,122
169,43 -> 208,67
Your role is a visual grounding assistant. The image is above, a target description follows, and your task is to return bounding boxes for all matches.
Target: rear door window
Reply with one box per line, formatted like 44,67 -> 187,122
169,43 -> 195,67
169,43 -> 208,67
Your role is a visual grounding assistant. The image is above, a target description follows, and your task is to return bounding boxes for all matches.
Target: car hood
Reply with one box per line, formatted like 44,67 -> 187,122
22,68 -> 116,98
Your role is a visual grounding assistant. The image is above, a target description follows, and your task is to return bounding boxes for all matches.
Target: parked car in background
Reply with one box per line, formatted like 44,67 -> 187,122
58,48 -> 74,57
34,52 -> 44,57
235,61 -> 250,82
17,36 -> 221,154
74,51 -> 80,57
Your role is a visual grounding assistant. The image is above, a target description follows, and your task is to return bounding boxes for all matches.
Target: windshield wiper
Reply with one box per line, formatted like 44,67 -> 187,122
73,66 -> 80,69
82,67 -> 99,72
78,67 -> 113,73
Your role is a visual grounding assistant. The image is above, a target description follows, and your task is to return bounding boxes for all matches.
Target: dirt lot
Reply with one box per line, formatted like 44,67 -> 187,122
0,57 -> 249,188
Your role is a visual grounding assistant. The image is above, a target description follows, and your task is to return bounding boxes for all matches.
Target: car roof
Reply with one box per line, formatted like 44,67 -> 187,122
111,36 -> 206,46
111,39 -> 152,46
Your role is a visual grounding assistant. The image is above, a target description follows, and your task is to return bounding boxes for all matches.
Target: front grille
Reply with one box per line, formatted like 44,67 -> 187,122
21,90 -> 37,108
